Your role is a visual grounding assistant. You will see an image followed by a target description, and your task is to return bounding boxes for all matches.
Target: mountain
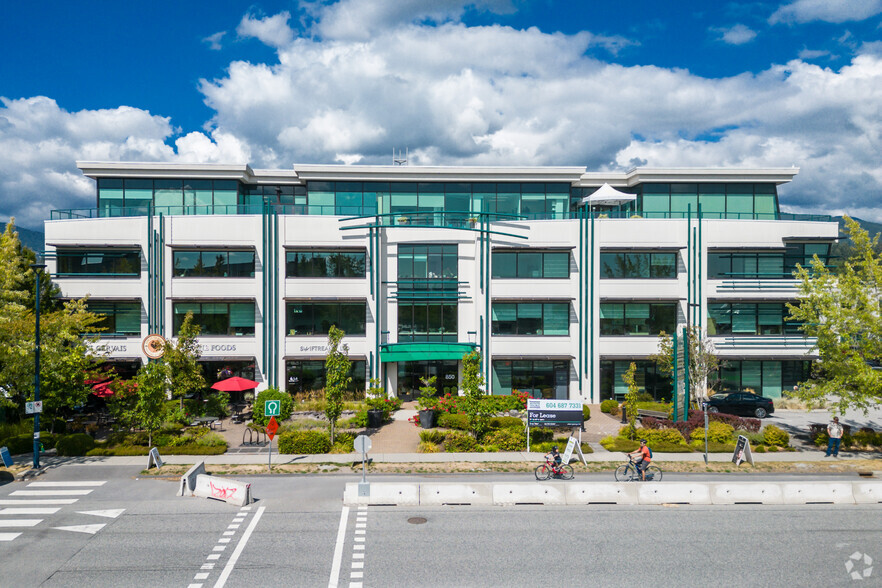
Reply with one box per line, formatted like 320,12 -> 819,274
0,222 -> 44,252
834,216 -> 882,240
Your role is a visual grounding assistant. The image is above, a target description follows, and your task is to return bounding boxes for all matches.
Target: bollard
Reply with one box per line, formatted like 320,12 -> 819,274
620,406 -> 627,424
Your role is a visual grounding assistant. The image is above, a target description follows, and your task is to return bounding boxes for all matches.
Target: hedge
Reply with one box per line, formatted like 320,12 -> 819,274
444,431 -> 480,452
482,428 -> 526,451
762,424 -> 790,447
437,412 -> 469,430
690,421 -> 735,444
55,434 -> 96,456
642,411 -> 760,438
277,430 -> 332,454
488,416 -> 523,429
85,444 -> 227,456
1,433 -> 58,455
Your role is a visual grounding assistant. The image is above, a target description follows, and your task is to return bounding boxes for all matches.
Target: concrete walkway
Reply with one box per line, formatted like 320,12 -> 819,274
366,404 -> 421,453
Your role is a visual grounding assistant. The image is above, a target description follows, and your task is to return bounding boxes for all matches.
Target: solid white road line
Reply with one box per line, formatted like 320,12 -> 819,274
11,490 -> 93,496
0,508 -> 61,515
27,481 -> 106,487
76,509 -> 125,518
328,505 -> 350,588
0,533 -> 22,541
0,499 -> 77,505
0,519 -> 42,527
213,505 -> 265,588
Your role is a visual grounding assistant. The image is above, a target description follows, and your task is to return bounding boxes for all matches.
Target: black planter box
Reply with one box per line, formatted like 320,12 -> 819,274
419,409 -> 436,429
367,409 -> 384,429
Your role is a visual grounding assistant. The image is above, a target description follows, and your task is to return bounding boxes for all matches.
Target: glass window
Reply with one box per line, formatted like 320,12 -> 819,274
492,360 -> 569,398
600,360 -> 672,401
173,250 -> 255,278
600,302 -> 676,336
286,302 -> 366,336
286,360 -> 366,395
124,179 -> 153,214
492,251 -> 569,279
600,252 -> 677,279
98,179 -> 125,216
87,301 -> 141,336
517,253 -> 542,278
726,194 -> 753,218
397,302 -> 456,342
173,301 -> 255,336
154,179 -> 183,211
286,250 -> 366,278
56,249 -> 141,276
543,304 -> 569,335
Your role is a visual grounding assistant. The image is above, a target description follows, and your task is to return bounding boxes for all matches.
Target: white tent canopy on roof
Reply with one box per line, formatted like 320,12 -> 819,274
580,183 -> 636,207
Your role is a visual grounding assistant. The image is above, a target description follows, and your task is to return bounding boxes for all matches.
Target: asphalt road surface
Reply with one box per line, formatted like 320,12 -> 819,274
1,466 -> 879,587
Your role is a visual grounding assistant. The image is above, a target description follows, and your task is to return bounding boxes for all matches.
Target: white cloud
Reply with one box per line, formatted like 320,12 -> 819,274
716,24 -> 758,45
798,47 -> 831,59
237,11 -> 294,48
770,0 -> 882,24
203,31 -> 226,51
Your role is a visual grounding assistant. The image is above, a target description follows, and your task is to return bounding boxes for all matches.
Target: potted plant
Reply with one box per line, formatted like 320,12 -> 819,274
397,216 -> 409,225
467,216 -> 479,227
365,378 -> 387,429
417,376 -> 438,428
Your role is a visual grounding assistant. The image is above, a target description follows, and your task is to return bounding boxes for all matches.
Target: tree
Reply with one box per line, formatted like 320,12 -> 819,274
134,361 -> 169,446
787,216 -> 882,413
324,325 -> 351,443
652,326 -> 722,404
164,312 -> 206,409
621,362 -> 639,440
461,350 -> 491,440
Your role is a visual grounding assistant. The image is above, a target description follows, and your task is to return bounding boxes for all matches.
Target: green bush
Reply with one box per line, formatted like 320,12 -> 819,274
690,421 -> 735,444
56,433 -> 96,456
277,430 -> 332,454
418,441 -> 441,453
633,427 -> 687,445
86,445 -> 149,456
488,416 -> 523,429
444,431 -> 479,452
530,440 -> 593,454
529,428 -> 553,442
689,439 -> 737,453
330,432 -> 355,453
740,431 -> 766,446
600,436 -> 639,452
762,424 -> 790,447
582,405 -> 591,421
482,428 -> 526,451
252,388 -> 294,426
419,430 -> 446,444
343,410 -> 369,428
600,399 -> 619,414
437,412 -> 469,430
1,434 -> 38,455
851,431 -> 882,447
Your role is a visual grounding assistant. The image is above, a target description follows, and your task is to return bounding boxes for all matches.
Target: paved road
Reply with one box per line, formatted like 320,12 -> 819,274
1,466 -> 879,587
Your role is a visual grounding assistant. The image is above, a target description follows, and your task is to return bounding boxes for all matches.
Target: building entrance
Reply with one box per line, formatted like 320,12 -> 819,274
397,360 -> 459,400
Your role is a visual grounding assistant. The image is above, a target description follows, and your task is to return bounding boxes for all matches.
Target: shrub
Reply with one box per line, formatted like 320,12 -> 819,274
331,432 -> 355,453
762,425 -> 790,447
55,433 -> 96,456
277,430 -> 331,454
437,412 -> 469,430
482,428 -> 526,451
418,441 -> 441,453
582,405 -> 591,421
489,416 -> 523,429
444,431 -> 479,452
689,439 -> 737,453
645,411 -> 759,439
690,421 -> 735,444
600,399 -> 620,414
851,431 -> 882,448
195,432 -> 227,447
635,427 -> 687,446
529,428 -> 553,442
419,430 -> 446,444
600,436 -> 639,452
1,434 -> 39,455
252,388 -> 294,426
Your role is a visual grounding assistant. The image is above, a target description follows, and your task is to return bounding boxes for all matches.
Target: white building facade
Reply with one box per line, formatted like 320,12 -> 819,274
44,162 -> 838,403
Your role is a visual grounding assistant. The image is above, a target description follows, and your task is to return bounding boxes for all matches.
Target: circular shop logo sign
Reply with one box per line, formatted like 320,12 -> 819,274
142,334 -> 167,359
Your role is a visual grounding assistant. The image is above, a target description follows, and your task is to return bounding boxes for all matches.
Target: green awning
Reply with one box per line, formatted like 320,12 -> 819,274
380,343 -> 477,362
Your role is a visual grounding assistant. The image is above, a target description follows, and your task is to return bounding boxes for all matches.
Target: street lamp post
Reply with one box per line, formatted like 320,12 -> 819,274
30,261 -> 46,469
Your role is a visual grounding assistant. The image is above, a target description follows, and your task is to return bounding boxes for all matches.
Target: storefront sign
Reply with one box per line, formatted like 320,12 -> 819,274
199,344 -> 238,353
527,399 -> 584,428
299,345 -> 329,353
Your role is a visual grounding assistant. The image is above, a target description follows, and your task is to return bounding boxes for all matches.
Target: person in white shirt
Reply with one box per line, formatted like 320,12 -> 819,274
825,416 -> 843,457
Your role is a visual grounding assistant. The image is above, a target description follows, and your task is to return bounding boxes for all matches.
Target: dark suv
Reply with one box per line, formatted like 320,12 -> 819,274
706,392 -> 775,418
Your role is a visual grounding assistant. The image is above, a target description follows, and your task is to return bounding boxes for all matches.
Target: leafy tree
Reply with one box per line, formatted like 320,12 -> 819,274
621,362 -> 639,440
134,361 -> 169,446
787,216 -> 882,413
252,387 -> 294,425
652,326 -> 721,404
324,325 -> 351,443
164,312 -> 206,409
461,350 -> 491,440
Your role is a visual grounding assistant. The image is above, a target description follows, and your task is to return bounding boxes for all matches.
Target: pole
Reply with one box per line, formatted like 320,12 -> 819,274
268,434 -> 272,473
31,263 -> 46,469
361,449 -> 367,484
703,402 -> 709,465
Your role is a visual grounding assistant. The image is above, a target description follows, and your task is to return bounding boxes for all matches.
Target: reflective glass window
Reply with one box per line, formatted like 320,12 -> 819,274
56,249 -> 141,276
285,302 -> 367,336
173,301 -> 255,336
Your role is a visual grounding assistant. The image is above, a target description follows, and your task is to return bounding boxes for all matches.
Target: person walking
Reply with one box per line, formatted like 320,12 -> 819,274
825,416 -> 843,457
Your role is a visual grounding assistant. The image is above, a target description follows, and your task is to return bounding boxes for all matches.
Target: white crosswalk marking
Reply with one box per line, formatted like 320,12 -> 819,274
0,508 -> 61,515
10,490 -> 93,496
0,499 -> 78,505
53,524 -> 106,535
76,509 -> 125,519
0,533 -> 22,541
27,481 -> 106,487
0,519 -> 42,527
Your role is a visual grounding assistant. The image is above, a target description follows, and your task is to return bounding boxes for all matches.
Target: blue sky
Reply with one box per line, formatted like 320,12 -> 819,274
1,0 -> 881,228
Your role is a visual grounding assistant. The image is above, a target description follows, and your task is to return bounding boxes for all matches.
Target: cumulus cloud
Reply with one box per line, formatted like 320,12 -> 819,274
237,11 -> 294,48
770,0 -> 882,24
716,24 -> 758,45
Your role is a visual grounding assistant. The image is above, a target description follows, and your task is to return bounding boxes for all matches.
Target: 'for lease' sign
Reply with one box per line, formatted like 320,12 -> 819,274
527,399 -> 584,428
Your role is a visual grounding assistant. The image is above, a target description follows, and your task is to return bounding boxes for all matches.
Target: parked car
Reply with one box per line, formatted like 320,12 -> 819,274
706,392 -> 775,418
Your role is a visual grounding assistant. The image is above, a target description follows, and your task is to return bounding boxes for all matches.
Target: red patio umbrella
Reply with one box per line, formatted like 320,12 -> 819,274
211,376 -> 259,392
91,382 -> 114,397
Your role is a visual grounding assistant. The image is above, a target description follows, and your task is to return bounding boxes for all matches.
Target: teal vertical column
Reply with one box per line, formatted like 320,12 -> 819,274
484,214 -> 491,391
159,214 -> 165,336
577,208 -> 583,393
261,201 -> 268,387
147,209 -> 153,334
588,208 -> 595,401
697,204 -> 703,329
686,206 -> 692,328
682,325 -> 690,420
672,330 -> 679,422
272,209 -> 279,388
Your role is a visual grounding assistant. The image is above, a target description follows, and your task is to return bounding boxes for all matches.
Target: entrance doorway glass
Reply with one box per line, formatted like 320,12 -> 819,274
397,360 -> 458,400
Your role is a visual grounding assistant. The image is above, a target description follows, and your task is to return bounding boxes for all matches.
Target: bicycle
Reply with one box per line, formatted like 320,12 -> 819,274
535,456 -> 574,480
614,455 -> 662,482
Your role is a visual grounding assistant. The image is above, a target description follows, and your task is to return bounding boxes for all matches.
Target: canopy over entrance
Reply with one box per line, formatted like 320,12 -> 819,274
380,342 -> 477,362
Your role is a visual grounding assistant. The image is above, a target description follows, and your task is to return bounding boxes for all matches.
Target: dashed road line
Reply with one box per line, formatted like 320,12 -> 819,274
0,519 -> 43,527
187,504 -> 264,588
11,490 -> 93,496
0,499 -> 78,505
349,505 -> 368,588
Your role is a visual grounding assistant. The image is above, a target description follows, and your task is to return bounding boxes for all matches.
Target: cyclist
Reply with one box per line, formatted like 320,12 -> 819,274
628,439 -> 652,481
546,446 -> 562,473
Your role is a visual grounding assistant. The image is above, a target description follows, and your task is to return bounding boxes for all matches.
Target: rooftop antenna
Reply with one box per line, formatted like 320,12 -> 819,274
393,147 -> 408,166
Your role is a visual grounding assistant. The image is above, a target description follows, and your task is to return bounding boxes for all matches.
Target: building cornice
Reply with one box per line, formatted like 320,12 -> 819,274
290,164 -> 587,183
76,161 -> 256,182
576,167 -> 800,187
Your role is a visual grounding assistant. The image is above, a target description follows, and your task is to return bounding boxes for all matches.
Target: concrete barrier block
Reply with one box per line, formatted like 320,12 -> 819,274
782,482 -> 855,505
193,474 -> 252,507
492,483 -> 566,506
343,483 -> 420,506
177,461 -> 206,497
420,483 -> 493,506
849,482 -> 882,504
711,483 -> 783,505
565,483 -> 639,505
637,483 -> 712,505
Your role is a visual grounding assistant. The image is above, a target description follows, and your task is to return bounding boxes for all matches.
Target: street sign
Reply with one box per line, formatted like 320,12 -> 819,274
527,399 -> 583,428
266,416 -> 279,440
354,434 -> 372,454
25,401 -> 43,414
265,399 -> 281,417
